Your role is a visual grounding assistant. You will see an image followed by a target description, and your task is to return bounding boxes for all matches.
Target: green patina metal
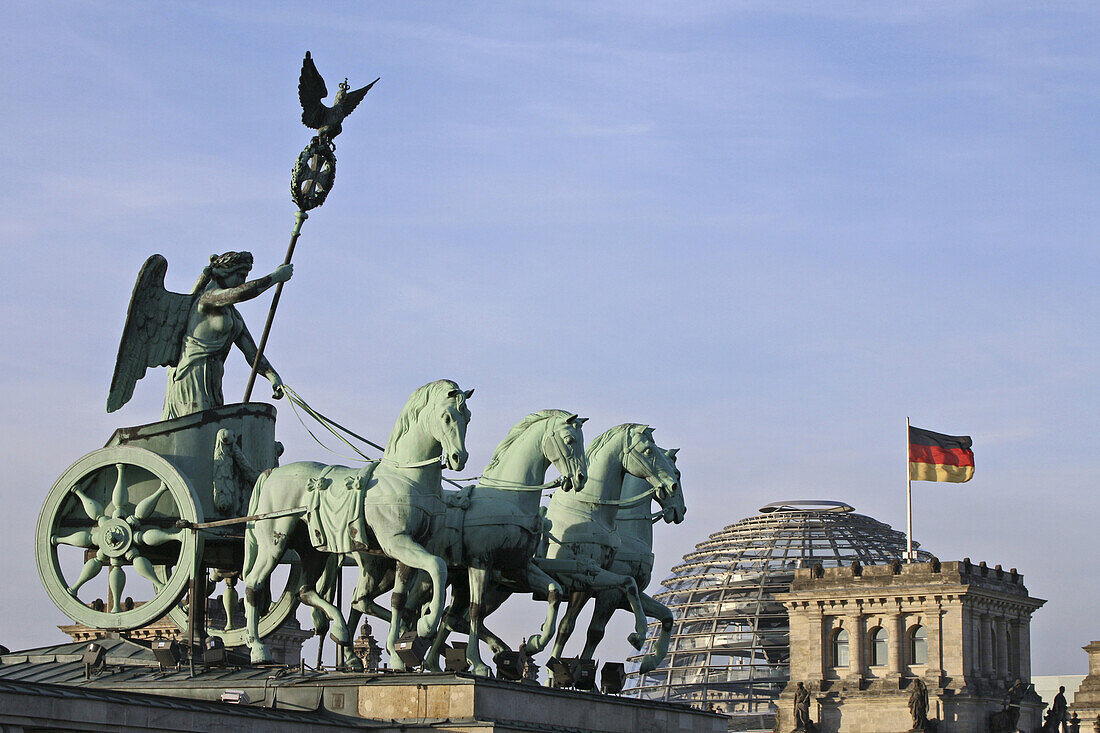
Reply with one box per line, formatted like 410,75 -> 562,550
37,445 -> 203,630
575,448 -> 685,673
542,425 -> 681,659
33,51 -> 688,683
240,380 -> 472,667
410,410 -> 589,677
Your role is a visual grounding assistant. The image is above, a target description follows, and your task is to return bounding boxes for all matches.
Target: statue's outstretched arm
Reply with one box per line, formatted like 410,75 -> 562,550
235,327 -> 281,393
199,264 -> 292,310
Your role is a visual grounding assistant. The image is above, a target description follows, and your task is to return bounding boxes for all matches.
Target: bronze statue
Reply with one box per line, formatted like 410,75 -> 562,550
793,681 -> 815,732
908,678 -> 929,730
1044,685 -> 1069,733
299,51 -> 378,143
990,679 -> 1028,732
107,252 -> 292,417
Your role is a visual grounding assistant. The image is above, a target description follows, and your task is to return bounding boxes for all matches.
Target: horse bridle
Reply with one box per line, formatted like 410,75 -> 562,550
477,419 -> 580,492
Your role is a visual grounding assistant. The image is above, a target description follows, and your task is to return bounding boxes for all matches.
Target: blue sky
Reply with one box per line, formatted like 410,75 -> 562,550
2,2 -> 1098,675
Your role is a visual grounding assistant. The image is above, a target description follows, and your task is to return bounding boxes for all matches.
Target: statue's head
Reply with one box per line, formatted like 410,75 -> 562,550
543,413 -> 588,492
622,425 -> 680,511
336,78 -> 349,103
422,380 -> 473,471
209,251 -> 254,286
655,447 -> 686,524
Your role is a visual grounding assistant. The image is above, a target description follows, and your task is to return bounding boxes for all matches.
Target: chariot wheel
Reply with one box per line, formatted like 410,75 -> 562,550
165,553 -> 302,648
36,445 -> 203,630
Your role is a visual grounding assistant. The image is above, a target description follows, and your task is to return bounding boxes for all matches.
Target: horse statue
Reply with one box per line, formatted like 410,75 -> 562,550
241,379 -> 473,664
571,447 -> 684,672
541,424 -> 680,659
407,410 -> 589,676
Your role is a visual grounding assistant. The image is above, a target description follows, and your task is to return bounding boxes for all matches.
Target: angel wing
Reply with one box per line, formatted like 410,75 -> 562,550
106,255 -> 194,413
299,50 -> 329,130
339,77 -> 379,117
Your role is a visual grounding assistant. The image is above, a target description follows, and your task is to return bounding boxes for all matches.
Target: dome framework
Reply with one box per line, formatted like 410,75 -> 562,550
625,500 -> 932,732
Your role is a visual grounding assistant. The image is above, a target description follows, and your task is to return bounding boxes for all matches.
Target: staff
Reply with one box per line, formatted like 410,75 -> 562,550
244,51 -> 378,401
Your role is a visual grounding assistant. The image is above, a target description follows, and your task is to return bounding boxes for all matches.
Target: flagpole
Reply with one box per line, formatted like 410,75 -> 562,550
906,416 -> 913,562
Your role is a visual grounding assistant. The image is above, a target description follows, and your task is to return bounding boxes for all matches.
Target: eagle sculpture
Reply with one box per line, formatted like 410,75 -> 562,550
299,51 -> 378,142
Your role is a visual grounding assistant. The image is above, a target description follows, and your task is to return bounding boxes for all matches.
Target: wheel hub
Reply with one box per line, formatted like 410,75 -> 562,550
99,519 -> 133,557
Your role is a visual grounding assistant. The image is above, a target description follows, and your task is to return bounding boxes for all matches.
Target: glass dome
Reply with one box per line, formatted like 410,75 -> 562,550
624,500 -> 933,732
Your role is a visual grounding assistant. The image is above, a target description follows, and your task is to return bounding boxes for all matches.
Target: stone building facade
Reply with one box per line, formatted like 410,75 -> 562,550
1071,641 -> 1100,726
774,559 -> 1045,733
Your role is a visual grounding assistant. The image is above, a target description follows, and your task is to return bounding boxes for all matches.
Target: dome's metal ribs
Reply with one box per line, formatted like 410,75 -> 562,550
624,502 -> 931,731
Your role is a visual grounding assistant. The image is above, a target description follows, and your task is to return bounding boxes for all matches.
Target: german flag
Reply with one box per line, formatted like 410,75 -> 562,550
909,426 -> 974,482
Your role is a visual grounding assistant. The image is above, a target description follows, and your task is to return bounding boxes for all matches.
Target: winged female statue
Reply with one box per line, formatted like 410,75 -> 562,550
107,252 -> 293,418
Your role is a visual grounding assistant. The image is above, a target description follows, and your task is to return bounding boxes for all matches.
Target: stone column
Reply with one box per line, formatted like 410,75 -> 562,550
887,611 -> 904,679
925,602 -> 944,683
1016,614 -> 1033,682
995,616 -> 1010,681
808,608 -> 825,685
1008,617 -> 1022,681
786,601 -> 819,684
846,611 -> 864,684
967,610 -> 982,680
981,613 -> 995,678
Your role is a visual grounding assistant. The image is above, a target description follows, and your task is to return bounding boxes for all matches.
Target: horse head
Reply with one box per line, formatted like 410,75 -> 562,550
390,379 -> 472,471
434,384 -> 473,471
655,447 -> 686,524
622,425 -> 681,517
543,413 -> 588,492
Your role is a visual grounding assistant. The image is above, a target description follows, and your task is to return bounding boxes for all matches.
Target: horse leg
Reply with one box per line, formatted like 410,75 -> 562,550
425,582 -> 468,673
380,534 -> 448,641
221,577 -> 238,631
581,589 -> 619,659
349,553 -> 394,624
522,562 -> 563,654
582,568 -> 647,651
242,516 -> 296,663
311,553 -> 339,643
474,620 -> 513,657
422,603 -> 452,674
551,592 -> 590,660
387,561 -> 417,670
637,592 -> 673,673
298,551 -> 361,671
466,564 -> 492,676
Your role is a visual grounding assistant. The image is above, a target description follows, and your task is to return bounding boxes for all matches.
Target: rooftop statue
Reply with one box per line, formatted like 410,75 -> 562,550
299,50 -> 378,144
412,410 -> 589,676
241,379 -> 473,665
106,252 -> 293,417
541,424 -> 681,661
908,677 -> 929,730
793,681 -> 815,732
579,447 -> 685,673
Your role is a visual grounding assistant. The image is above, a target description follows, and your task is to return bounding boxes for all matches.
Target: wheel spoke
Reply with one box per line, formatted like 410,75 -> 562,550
133,483 -> 169,521
139,527 -> 183,546
73,486 -> 104,522
52,530 -> 94,548
108,561 -> 126,612
68,557 -> 103,594
132,556 -> 163,591
110,463 -> 128,519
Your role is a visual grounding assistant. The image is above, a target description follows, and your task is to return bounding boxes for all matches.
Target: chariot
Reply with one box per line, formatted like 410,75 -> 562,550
35,402 -> 301,647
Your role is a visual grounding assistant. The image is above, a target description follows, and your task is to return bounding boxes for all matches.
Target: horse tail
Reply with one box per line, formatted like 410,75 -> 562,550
242,469 -> 271,579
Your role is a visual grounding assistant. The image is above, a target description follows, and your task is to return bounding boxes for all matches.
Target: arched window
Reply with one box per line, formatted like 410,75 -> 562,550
869,627 -> 888,666
909,625 -> 928,665
832,628 -> 849,667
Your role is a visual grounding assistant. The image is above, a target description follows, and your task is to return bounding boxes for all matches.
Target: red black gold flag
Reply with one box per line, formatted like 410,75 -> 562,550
908,426 -> 974,482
